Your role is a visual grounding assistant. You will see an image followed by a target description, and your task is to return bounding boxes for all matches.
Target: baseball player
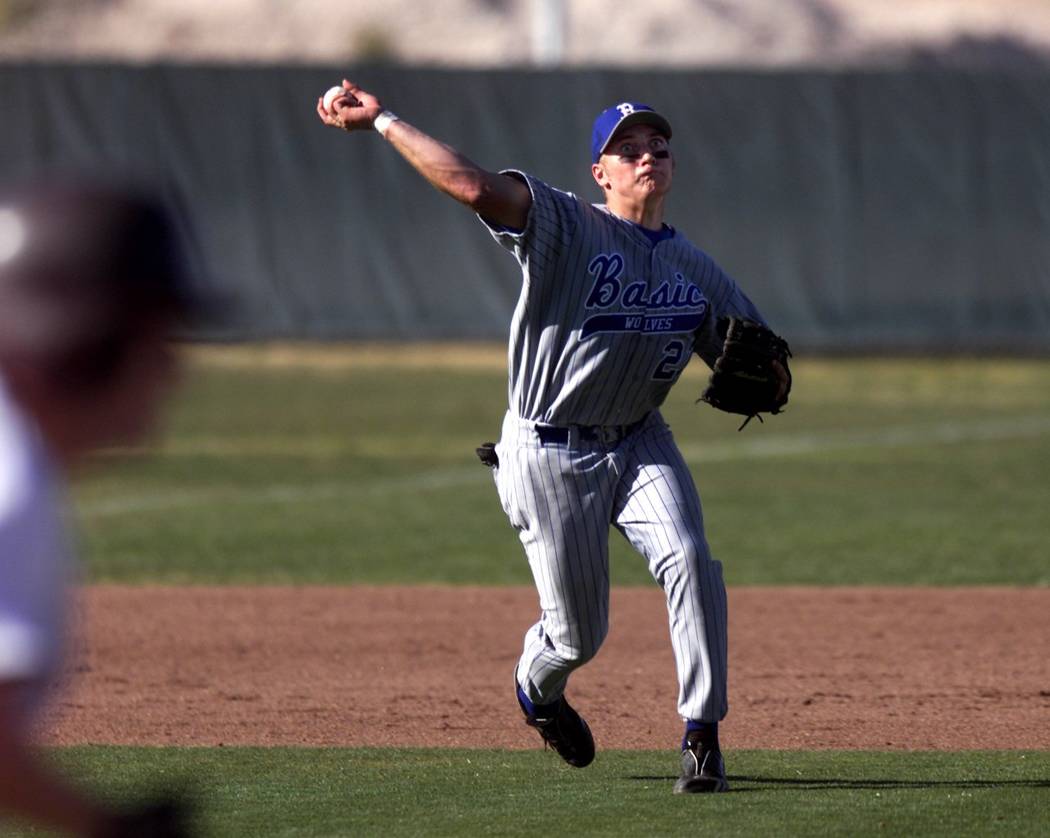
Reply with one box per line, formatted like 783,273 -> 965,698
318,81 -> 788,794
0,181 -> 202,835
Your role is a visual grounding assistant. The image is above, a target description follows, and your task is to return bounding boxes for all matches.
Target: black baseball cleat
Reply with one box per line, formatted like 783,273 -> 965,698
517,687 -> 595,768
673,739 -> 729,794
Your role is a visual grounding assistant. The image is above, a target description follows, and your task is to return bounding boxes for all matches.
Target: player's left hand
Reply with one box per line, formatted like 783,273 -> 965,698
699,317 -> 792,430
316,79 -> 384,132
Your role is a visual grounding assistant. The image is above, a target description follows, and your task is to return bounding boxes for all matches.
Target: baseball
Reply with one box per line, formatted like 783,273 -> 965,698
323,86 -> 347,112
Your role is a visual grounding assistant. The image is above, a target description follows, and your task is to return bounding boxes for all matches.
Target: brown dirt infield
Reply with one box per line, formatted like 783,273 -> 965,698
44,586 -> 1050,751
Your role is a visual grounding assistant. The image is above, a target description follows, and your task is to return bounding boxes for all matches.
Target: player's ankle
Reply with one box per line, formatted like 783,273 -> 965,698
682,720 -> 719,751
516,683 -> 561,718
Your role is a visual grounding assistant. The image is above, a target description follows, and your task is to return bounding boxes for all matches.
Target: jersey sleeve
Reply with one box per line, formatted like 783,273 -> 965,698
477,170 -> 582,266
0,402 -> 64,687
0,619 -> 46,683
689,249 -> 771,369
0,487 -> 48,684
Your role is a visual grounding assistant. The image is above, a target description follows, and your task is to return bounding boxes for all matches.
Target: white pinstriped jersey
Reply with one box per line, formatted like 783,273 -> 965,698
0,377 -> 73,725
481,171 -> 766,427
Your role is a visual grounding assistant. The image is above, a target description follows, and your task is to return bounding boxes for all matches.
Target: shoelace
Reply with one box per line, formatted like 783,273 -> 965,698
526,714 -> 573,754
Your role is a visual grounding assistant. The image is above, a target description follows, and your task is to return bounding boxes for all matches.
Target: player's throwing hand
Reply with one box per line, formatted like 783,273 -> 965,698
316,79 -> 384,131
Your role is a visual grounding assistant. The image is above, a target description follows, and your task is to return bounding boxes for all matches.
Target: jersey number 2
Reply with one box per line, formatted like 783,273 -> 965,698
652,340 -> 686,381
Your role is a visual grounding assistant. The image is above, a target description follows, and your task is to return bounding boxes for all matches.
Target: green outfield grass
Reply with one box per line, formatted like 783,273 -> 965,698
72,352 -> 1050,586
10,747 -> 1047,837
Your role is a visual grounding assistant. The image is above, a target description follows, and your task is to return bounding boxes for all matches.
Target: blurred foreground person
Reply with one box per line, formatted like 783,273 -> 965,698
0,182 -> 204,837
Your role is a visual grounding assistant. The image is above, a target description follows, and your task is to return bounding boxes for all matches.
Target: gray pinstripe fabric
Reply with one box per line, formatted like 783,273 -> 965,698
496,412 -> 726,721
482,172 -> 765,427
481,173 -> 764,724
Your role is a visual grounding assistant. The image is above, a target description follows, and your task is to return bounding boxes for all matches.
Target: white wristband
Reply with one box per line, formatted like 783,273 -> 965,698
373,110 -> 399,137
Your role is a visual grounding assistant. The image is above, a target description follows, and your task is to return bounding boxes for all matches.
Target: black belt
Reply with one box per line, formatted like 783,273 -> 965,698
535,417 -> 646,446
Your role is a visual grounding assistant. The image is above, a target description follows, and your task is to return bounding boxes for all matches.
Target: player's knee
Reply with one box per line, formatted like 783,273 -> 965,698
578,630 -> 607,665
654,542 -> 716,588
560,623 -> 607,667
565,641 -> 600,668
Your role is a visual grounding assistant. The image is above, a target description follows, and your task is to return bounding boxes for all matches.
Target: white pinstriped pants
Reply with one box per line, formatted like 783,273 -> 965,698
494,410 -> 728,723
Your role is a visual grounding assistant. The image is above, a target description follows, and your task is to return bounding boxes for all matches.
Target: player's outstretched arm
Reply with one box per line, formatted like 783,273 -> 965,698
317,80 -> 531,230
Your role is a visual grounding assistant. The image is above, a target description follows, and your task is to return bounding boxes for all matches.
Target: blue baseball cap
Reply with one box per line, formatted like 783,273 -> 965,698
591,102 -> 673,163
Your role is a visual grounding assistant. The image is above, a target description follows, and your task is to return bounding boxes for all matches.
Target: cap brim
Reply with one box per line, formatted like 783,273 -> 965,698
599,111 -> 673,157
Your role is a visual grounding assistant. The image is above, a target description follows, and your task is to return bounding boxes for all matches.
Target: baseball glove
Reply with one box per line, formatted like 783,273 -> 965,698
700,317 -> 792,430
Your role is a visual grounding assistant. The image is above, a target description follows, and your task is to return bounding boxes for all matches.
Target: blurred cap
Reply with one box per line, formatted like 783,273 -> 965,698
0,180 -> 215,356
591,102 -> 673,163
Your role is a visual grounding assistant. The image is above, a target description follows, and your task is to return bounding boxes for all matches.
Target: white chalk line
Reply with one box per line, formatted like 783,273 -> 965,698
77,416 -> 1050,519
677,414 -> 1050,463
77,466 -> 486,519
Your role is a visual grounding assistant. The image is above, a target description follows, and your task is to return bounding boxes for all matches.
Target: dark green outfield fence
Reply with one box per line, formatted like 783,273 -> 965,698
2,63 -> 1049,351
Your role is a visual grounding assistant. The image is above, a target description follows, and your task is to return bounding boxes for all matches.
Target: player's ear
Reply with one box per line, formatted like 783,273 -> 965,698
591,161 -> 610,190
